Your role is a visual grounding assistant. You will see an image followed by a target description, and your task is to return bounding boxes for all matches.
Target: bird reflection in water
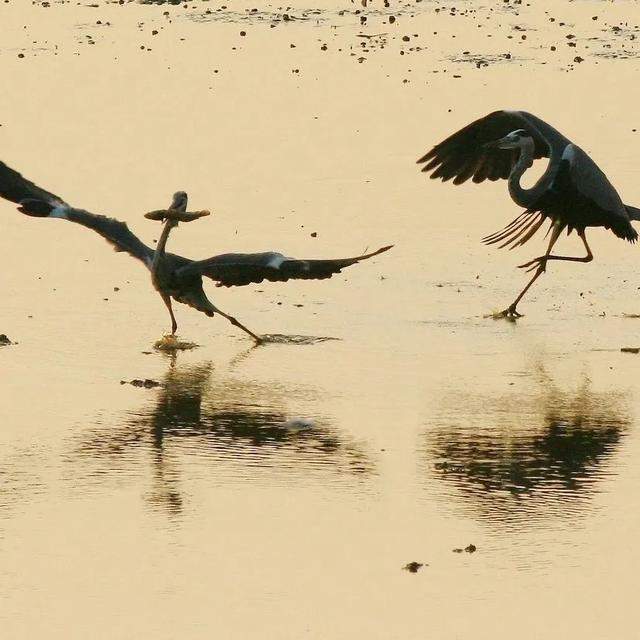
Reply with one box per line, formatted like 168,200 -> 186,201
423,366 -> 632,527
72,357 -> 374,517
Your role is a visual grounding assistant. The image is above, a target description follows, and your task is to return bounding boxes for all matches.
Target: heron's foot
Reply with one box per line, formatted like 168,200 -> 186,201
518,256 -> 547,274
487,304 -> 523,321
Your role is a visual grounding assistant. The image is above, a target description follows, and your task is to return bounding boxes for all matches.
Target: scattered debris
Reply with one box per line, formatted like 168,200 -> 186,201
453,544 -> 477,554
120,378 -> 161,388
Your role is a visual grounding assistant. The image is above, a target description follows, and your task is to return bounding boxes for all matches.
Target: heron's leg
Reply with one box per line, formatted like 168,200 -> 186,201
209,303 -> 263,344
524,230 -> 593,270
491,222 -> 564,319
518,230 -> 592,272
161,293 -> 178,334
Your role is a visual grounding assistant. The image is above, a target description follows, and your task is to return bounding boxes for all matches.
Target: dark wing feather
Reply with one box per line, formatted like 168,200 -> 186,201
0,160 -> 66,206
417,110 -> 565,185
177,245 -> 393,288
0,159 -> 155,267
61,208 -> 155,267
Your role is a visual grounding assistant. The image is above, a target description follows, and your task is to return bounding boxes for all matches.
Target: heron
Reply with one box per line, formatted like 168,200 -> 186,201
417,110 -> 640,318
0,160 -> 392,343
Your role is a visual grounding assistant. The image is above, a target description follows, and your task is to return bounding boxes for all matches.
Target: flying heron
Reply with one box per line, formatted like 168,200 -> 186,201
0,160 -> 392,343
418,110 -> 640,318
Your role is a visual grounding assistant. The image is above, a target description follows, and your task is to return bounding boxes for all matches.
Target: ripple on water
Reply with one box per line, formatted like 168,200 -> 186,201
259,334 -> 340,345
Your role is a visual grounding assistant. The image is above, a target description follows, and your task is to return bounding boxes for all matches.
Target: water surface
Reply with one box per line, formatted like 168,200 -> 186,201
2,1 -> 640,638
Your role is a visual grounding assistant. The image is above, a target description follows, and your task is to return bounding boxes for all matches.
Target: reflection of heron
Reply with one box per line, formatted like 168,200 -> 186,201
0,160 -> 392,342
418,111 -> 639,318
71,360 -> 374,516
424,368 -> 631,526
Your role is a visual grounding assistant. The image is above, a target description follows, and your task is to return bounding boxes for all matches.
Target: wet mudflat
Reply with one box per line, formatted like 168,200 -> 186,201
2,1 -> 640,638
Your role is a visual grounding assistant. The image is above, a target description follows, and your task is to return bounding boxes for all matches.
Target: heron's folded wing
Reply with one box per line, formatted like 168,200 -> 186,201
177,245 -> 393,288
417,110 -> 555,185
556,145 -> 636,240
0,160 -> 66,206
560,145 -> 626,213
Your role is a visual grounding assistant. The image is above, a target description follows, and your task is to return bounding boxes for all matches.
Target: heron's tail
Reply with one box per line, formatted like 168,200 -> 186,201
625,204 -> 640,222
482,209 -> 546,250
609,206 -> 638,243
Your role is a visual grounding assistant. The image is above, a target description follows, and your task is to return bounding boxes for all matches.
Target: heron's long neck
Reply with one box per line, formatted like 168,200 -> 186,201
508,138 -> 558,208
152,222 -> 175,270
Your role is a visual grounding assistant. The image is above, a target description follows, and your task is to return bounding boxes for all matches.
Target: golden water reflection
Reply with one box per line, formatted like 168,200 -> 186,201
70,359 -> 375,516
423,366 -> 632,528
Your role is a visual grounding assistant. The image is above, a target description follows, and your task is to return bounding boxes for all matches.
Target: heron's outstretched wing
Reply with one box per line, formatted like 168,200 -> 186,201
0,160 -> 66,207
177,245 -> 393,288
0,159 -> 154,267
417,110 -> 570,185
50,208 -> 156,266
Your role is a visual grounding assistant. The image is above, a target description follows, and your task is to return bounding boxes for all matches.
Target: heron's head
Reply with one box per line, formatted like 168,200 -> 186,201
170,191 -> 188,212
485,129 -> 532,150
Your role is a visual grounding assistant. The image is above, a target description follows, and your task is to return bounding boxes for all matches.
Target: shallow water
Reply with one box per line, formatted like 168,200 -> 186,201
2,1 -> 640,638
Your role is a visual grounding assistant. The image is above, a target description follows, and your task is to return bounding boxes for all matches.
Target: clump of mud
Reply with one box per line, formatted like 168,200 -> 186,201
0,334 -> 13,346
120,378 -> 162,388
403,562 -> 426,573
153,334 -> 199,351
452,544 -> 477,554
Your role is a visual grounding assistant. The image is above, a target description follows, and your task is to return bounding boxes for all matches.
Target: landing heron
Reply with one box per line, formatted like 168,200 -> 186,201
0,160 -> 392,343
418,110 -> 640,318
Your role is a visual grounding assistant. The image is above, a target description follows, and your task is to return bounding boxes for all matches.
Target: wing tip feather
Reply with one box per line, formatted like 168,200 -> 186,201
417,149 -> 436,164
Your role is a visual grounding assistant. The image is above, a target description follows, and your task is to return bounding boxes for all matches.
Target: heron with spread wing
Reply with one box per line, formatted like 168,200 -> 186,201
418,110 -> 640,318
0,160 -> 392,343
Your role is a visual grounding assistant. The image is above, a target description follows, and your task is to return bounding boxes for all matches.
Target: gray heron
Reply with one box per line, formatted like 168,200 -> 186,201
0,160 -> 392,343
418,110 -> 640,318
